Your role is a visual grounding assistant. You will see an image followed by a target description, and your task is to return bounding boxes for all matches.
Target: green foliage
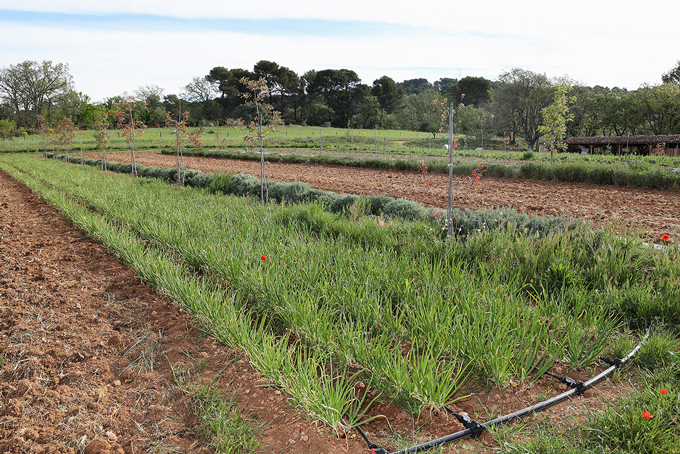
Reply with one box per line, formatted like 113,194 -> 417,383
383,198 -> 426,220
0,119 -> 16,138
584,381 -> 680,453
366,194 -> 395,215
208,171 -> 235,194
230,173 -> 261,197
329,194 -> 362,214
539,84 -> 575,163
140,165 -> 161,178
637,328 -> 680,369
178,375 -> 261,453
268,181 -> 314,204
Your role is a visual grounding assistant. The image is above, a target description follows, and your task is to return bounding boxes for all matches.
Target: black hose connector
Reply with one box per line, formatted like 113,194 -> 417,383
452,411 -> 484,439
545,371 -> 585,395
564,376 -> 586,395
600,357 -> 623,368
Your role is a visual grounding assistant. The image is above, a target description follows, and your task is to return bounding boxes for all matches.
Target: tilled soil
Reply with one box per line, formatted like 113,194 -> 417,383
1,155 -> 650,454
100,151 -> 680,242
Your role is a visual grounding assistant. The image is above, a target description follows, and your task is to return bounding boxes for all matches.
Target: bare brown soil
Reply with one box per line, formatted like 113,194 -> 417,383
1,154 -> 649,454
103,151 -> 679,241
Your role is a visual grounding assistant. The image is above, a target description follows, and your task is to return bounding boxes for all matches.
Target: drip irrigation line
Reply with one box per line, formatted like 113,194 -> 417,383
356,325 -> 651,454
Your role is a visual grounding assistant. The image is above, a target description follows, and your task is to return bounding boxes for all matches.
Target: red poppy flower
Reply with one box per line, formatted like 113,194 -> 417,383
642,411 -> 653,419
660,389 -> 669,395
662,234 -> 670,242
261,255 -> 267,261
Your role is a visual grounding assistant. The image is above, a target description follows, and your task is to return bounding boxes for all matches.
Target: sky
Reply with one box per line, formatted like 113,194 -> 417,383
1,0 -> 678,103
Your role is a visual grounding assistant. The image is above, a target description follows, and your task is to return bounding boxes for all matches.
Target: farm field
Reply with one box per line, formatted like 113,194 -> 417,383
0,166 -> 367,454
5,125 -> 680,170
91,150 -> 680,241
1,153 -> 678,454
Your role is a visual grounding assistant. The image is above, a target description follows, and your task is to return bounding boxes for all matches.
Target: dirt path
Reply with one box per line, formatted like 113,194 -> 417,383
102,152 -> 680,242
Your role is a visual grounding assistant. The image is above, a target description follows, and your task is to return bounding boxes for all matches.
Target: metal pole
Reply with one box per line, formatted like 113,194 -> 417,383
447,102 -> 454,237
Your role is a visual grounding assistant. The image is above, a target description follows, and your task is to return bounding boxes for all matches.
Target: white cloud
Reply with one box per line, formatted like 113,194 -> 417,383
1,0 -> 678,101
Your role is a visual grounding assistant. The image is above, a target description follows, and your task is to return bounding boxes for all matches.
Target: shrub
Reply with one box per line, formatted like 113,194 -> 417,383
158,167 -> 177,182
140,166 -> 161,178
329,194 -> 362,214
383,198 -> 426,221
208,172 -> 236,194
231,173 -> 261,196
587,166 -> 614,185
106,162 -> 122,172
117,163 -> 133,174
304,189 -> 326,203
187,172 -> 214,189
366,194 -> 395,215
182,168 -> 201,182
269,181 -> 313,204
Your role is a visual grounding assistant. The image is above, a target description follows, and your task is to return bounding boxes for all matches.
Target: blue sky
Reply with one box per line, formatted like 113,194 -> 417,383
1,0 -> 678,102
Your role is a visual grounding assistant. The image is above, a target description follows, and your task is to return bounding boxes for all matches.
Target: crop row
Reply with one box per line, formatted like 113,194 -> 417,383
1,154 -> 678,437
162,147 -> 680,190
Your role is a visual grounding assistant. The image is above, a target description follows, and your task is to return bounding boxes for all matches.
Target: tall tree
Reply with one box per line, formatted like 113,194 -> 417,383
253,60 -> 299,117
400,78 -> 432,95
307,69 -> 363,127
134,84 -> 165,103
206,66 -> 234,116
636,83 -> 680,135
0,60 -> 73,125
183,77 -> 219,103
662,60 -> 680,85
396,89 -> 444,135
433,77 -> 458,93
494,69 -> 554,150
352,95 -> 386,129
446,76 -> 492,108
539,84 -> 575,163
371,76 -> 404,114
206,67 -> 253,116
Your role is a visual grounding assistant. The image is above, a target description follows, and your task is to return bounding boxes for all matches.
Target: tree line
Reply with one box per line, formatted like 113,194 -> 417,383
2,59 -> 680,150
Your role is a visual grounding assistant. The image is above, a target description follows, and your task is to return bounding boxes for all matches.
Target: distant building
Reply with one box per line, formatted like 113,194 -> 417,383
565,135 -> 680,156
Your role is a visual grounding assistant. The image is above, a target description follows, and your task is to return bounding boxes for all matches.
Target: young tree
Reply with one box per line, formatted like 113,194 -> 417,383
112,93 -> 145,176
92,106 -> 111,170
539,84 -> 575,164
55,116 -> 77,162
227,77 -> 280,203
36,115 -> 56,157
166,108 -> 202,186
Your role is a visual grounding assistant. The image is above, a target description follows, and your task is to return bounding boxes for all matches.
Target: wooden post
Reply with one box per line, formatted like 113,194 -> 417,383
589,144 -> 594,155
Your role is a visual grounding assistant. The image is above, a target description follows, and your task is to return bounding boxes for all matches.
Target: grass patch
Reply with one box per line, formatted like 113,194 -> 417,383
172,365 -> 261,453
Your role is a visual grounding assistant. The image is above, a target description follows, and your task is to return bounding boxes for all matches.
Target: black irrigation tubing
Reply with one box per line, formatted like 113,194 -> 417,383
357,325 -> 651,454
